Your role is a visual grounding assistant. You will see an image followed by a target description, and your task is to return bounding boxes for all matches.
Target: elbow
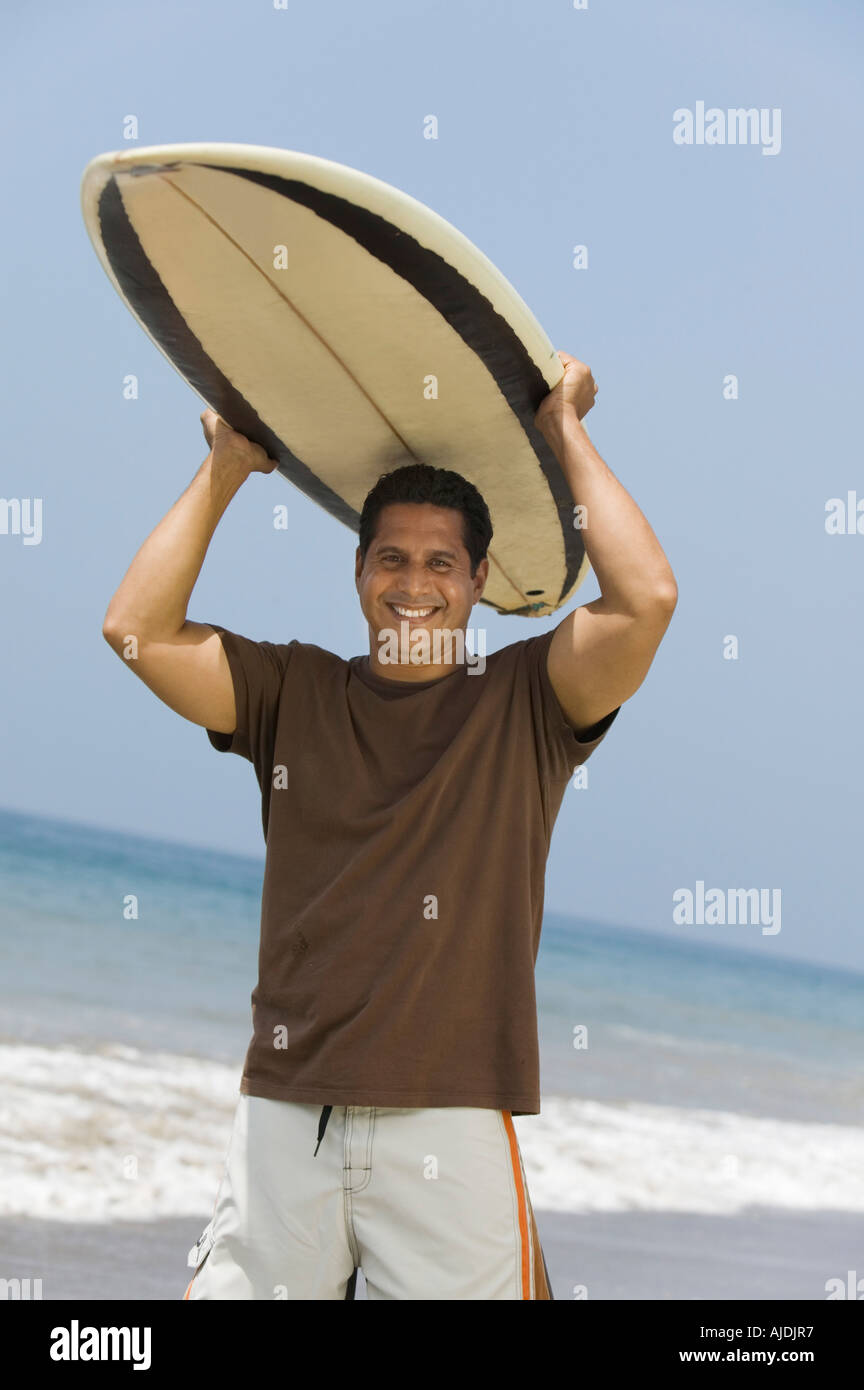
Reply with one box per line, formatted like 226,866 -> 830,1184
654,577 -> 678,614
626,577 -> 677,625
102,608 -> 127,652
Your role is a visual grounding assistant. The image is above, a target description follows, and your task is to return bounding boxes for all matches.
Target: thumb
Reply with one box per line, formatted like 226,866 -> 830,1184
200,407 -> 218,444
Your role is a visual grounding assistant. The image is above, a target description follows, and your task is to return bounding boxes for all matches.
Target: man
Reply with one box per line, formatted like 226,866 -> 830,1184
102,351 -> 677,1300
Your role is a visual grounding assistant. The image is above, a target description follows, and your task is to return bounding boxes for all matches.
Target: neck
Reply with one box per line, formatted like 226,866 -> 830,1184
367,622 -> 478,682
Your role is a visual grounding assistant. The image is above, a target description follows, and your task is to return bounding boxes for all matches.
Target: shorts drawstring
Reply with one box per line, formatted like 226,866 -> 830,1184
314,1104 -> 332,1156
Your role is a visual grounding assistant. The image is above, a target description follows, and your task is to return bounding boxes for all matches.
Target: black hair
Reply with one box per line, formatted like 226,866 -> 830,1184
358,464 -> 492,575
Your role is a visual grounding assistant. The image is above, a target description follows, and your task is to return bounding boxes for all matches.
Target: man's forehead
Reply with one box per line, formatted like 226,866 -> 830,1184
372,503 -> 466,548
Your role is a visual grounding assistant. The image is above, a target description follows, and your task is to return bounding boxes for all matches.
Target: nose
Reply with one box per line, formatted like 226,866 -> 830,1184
394,561 -> 439,600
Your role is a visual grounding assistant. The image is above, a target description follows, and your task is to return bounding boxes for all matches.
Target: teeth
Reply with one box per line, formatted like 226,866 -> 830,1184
391,604 -> 436,618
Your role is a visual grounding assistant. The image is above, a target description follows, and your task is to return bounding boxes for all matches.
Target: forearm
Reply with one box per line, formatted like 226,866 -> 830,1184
103,451 -> 250,642
538,407 -> 677,613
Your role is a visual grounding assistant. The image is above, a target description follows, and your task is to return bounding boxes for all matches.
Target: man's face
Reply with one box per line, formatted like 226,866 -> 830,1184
355,502 -> 488,672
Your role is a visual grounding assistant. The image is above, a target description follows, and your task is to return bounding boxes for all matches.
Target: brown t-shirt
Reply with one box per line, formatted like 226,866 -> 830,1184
205,625 -> 617,1115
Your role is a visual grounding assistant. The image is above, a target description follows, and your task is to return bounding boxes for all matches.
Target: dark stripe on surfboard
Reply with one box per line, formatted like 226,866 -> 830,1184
216,164 -> 585,609
96,176 -> 360,532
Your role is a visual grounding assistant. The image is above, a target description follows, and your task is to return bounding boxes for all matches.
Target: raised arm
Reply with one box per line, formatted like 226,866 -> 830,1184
101,411 -> 276,733
537,352 -> 677,739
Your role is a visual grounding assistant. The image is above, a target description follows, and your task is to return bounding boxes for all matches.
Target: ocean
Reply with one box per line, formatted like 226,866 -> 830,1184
2,805 -> 863,1223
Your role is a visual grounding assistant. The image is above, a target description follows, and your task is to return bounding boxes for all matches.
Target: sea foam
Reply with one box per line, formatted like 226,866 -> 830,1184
2,1041 -> 863,1221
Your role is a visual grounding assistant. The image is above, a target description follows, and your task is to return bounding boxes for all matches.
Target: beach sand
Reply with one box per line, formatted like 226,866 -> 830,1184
3,1207 -> 861,1301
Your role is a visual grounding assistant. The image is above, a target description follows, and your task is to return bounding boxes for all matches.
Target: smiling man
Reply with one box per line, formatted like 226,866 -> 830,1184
357,481 -> 489,679
102,351 -> 676,1301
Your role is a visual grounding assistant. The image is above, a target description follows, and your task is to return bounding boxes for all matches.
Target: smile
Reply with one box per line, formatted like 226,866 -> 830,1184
388,603 -> 439,620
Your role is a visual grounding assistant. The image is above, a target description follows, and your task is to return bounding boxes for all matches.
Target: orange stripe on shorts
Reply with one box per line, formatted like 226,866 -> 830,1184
501,1110 -> 532,1299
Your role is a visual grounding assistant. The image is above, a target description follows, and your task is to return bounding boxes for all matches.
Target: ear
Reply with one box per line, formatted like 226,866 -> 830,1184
472,557 -> 489,602
354,546 -> 364,584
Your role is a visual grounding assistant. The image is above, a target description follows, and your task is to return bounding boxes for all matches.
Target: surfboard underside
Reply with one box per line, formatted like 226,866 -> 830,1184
81,143 -> 589,616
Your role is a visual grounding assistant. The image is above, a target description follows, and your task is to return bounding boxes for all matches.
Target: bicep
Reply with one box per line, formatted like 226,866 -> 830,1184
547,597 -> 674,734
106,620 -> 237,733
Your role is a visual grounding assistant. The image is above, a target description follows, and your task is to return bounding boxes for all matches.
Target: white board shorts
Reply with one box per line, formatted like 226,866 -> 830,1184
184,1095 -> 552,1300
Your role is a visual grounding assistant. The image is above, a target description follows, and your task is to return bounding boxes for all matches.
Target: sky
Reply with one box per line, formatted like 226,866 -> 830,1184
1,0 -> 862,972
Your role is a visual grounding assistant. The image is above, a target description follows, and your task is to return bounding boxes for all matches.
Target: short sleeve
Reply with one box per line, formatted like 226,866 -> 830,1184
204,625 -> 296,777
526,629 -> 619,780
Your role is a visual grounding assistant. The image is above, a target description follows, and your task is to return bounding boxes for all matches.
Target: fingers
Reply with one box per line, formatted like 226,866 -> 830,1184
250,440 -> 276,471
197,407 -> 277,472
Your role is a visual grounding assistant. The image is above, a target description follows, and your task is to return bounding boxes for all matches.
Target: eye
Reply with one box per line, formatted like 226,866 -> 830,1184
431,558 -> 450,568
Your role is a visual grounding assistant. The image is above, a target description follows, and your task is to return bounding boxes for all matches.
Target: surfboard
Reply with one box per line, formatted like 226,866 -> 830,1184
80,142 -> 589,616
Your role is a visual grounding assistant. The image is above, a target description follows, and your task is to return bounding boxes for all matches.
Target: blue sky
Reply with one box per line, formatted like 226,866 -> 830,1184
2,0 -> 862,970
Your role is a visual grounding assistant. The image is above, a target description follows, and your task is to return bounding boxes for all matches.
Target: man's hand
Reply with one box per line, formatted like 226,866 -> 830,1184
534,351 -> 598,429
200,408 -> 278,475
